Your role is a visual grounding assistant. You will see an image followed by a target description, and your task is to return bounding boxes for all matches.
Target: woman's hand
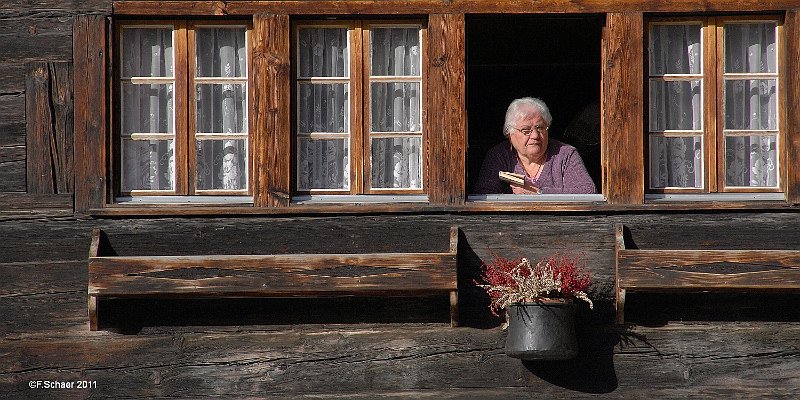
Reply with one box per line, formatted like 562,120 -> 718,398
510,182 -> 541,194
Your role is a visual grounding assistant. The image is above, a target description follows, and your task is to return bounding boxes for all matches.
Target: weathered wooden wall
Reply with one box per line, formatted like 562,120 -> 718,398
0,2 -> 109,192
2,213 -> 800,398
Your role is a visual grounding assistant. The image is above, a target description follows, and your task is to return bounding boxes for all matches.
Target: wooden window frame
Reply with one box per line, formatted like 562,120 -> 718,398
291,19 -> 428,197
645,15 -> 785,195
113,19 -> 254,200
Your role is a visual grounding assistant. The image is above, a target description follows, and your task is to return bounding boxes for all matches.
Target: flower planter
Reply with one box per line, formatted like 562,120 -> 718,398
505,300 -> 578,360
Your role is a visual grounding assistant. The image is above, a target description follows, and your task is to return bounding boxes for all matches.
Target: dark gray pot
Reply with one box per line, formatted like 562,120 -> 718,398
505,301 -> 578,360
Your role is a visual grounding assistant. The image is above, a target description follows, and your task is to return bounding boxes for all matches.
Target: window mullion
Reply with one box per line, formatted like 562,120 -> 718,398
353,22 -> 366,195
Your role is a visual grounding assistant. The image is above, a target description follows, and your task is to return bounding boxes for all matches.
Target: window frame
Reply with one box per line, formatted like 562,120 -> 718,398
113,19 -> 254,200
645,15 -> 785,195
291,18 -> 428,197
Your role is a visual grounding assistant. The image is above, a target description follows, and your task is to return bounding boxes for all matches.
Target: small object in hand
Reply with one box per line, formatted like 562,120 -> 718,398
498,171 -> 525,185
499,171 -> 540,194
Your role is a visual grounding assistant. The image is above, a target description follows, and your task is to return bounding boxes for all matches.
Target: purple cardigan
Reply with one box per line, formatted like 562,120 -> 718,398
473,139 -> 597,194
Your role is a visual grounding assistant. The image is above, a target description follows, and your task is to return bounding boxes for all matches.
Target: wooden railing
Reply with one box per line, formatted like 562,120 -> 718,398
88,226 -> 459,330
615,223 -> 800,323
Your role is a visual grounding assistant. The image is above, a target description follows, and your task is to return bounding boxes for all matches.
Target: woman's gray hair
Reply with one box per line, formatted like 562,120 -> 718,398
503,97 -> 553,137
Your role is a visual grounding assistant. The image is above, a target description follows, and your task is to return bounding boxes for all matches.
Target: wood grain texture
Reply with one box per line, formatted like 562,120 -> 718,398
786,10 -> 800,204
87,226 -> 458,328
617,250 -> 800,290
73,15 -> 108,213
252,14 -> 291,207
25,62 -> 74,195
112,1 -> 800,15
426,14 -> 466,205
603,12 -> 644,205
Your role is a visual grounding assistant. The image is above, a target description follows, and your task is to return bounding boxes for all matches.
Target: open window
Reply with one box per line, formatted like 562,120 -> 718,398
465,15 -> 604,202
646,16 -> 784,201
291,20 -> 427,202
114,20 -> 252,203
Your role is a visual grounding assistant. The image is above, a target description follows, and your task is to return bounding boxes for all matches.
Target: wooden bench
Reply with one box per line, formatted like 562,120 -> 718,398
615,223 -> 800,324
88,226 -> 459,330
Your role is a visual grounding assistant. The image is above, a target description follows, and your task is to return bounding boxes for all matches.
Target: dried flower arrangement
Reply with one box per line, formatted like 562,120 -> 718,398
476,253 -> 593,317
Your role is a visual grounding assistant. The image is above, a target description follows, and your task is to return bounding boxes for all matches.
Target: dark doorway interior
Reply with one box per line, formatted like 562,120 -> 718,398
466,14 -> 604,193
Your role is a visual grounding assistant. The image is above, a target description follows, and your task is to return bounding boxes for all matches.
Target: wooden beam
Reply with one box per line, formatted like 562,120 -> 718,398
113,1 -> 800,15
785,10 -> 800,204
603,12 -> 644,205
252,14 -> 291,207
617,249 -> 800,290
25,62 -> 74,195
427,14 -> 466,205
73,15 -> 108,213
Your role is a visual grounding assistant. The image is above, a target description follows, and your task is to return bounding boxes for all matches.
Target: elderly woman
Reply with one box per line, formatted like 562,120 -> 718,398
474,97 -> 596,194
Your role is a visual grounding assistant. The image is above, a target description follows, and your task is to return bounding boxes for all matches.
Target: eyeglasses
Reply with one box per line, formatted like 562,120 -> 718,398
511,125 -> 549,136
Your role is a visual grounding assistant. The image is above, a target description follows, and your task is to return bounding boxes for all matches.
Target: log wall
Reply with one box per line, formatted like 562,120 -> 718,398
3,213 -> 800,398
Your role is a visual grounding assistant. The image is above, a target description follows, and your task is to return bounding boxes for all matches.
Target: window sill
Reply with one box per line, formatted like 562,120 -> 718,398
291,194 -> 430,204
467,194 -> 607,203
86,194 -> 798,217
645,193 -> 786,202
114,196 -> 254,206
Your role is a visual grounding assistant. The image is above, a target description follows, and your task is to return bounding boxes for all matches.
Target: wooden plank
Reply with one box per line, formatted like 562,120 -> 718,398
25,62 -> 74,194
603,12 -> 644,205
253,14 -> 291,207
786,10 -> 800,204
427,14 -> 466,205
617,249 -> 800,290
88,252 -> 457,296
73,15 -> 108,213
113,1 -> 800,15
0,193 -> 72,211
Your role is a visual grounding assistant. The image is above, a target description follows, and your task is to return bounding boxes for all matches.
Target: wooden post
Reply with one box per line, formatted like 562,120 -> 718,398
26,62 -> 74,195
252,14 -> 291,207
603,13 -> 644,205
73,15 -> 108,213
785,10 -> 800,204
427,14 -> 466,205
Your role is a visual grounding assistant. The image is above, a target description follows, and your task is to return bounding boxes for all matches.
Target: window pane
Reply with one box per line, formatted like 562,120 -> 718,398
649,136 -> 702,189
298,83 -> 349,133
649,24 -> 701,75
122,28 -> 173,77
196,28 -> 247,78
371,137 -> 422,189
725,135 -> 778,187
725,23 -> 777,74
370,82 -> 421,132
196,84 -> 246,134
196,139 -> 247,190
122,139 -> 174,191
122,83 -> 174,134
371,27 -> 421,77
298,27 -> 348,78
649,80 -> 702,131
724,79 -> 777,130
297,138 -> 349,190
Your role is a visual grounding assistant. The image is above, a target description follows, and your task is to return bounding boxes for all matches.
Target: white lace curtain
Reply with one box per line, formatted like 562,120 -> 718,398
120,27 -> 248,193
296,26 -> 422,191
724,22 -> 778,188
297,27 -> 350,190
649,22 -> 778,189
370,27 -> 422,189
194,27 -> 248,191
121,28 -> 175,192
648,24 -> 703,189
